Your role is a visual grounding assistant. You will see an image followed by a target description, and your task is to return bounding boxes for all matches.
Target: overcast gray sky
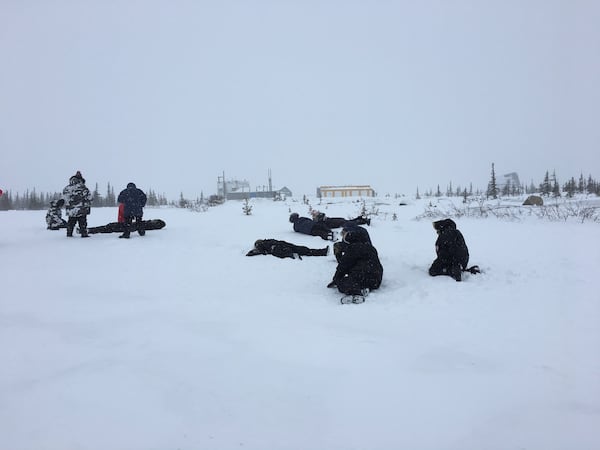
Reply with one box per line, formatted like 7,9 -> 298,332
1,0 -> 599,199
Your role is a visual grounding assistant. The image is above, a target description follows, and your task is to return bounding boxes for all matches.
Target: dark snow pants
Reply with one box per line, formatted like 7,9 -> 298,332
336,272 -> 381,296
123,216 -> 144,237
67,216 -> 88,237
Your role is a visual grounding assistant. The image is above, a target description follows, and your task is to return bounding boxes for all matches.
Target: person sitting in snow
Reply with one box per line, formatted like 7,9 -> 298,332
333,224 -> 372,263
428,218 -> 479,282
311,210 -> 370,229
46,198 -> 67,230
289,212 -> 334,240
62,171 -> 92,238
327,229 -> 383,296
117,182 -> 147,239
246,239 -> 329,259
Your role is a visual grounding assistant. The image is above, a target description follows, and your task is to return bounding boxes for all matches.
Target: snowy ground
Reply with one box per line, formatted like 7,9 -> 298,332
1,197 -> 599,450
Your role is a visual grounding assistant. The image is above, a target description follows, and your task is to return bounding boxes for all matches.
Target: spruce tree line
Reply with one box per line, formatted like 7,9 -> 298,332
414,164 -> 599,201
0,182 -> 169,211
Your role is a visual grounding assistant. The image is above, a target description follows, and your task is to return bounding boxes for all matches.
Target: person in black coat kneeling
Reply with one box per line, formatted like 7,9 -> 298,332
428,218 -> 479,281
117,182 -> 147,239
327,229 -> 383,296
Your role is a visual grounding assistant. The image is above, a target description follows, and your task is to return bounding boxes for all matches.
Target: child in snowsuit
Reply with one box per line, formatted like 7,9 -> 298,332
428,218 -> 471,281
289,213 -> 333,240
62,171 -> 92,238
246,239 -> 329,259
327,229 -> 383,296
46,199 -> 67,230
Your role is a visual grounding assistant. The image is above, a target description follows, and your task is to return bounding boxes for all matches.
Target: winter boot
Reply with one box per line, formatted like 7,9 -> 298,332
119,232 -> 130,239
450,263 -> 462,282
66,227 -> 74,237
81,230 -> 89,238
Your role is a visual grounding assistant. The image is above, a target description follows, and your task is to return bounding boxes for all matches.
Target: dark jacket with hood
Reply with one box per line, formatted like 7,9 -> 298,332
291,215 -> 316,234
117,183 -> 147,217
432,219 -> 469,269
332,232 -> 383,291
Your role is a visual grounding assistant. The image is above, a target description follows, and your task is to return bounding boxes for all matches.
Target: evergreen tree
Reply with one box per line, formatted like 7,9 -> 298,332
587,175 -> 595,194
578,173 -> 586,193
487,163 -> 498,199
415,187 -> 421,200
92,183 -> 102,207
540,171 -> 551,196
551,171 -> 561,197
105,183 -> 116,207
0,190 -> 12,210
179,192 -> 187,208
564,177 -> 576,198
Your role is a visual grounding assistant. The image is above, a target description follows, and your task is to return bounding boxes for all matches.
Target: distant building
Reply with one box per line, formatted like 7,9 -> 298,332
317,185 -> 375,198
278,187 -> 292,197
216,170 -> 292,200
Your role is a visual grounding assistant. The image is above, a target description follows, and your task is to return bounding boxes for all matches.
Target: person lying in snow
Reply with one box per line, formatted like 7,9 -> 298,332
289,213 -> 334,240
428,218 -> 480,282
85,219 -> 166,235
311,210 -> 370,228
327,228 -> 383,296
246,239 -> 329,259
333,224 -> 372,263
46,199 -> 67,230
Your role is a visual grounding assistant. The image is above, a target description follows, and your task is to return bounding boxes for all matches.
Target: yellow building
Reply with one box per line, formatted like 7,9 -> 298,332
317,185 -> 375,198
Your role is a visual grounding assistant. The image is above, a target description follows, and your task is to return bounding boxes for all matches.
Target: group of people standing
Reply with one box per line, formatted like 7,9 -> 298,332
46,171 -> 147,239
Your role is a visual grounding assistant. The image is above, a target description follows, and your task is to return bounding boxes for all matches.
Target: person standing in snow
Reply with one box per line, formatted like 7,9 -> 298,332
327,229 -> 383,296
289,213 -> 334,240
428,218 -> 479,281
46,198 -> 67,230
62,171 -> 92,238
117,182 -> 147,239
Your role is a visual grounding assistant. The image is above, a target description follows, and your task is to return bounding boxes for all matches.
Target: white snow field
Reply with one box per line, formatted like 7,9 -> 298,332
1,196 -> 599,450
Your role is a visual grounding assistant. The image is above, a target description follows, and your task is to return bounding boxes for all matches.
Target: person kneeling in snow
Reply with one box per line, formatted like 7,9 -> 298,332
428,218 -> 479,282
46,199 -> 67,230
327,229 -> 383,296
246,239 -> 329,259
